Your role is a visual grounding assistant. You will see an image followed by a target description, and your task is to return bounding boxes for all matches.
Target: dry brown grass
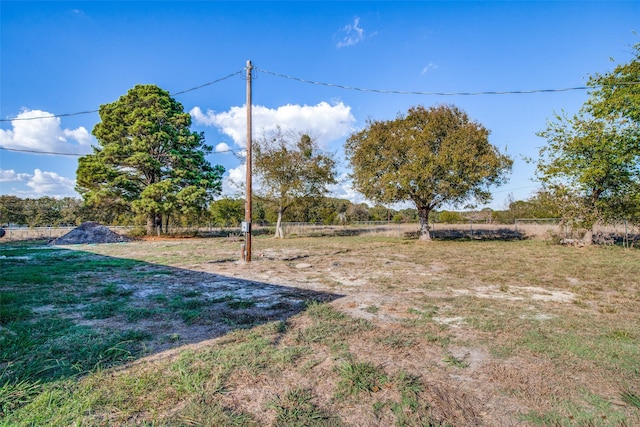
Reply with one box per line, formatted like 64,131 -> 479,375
3,234 -> 640,425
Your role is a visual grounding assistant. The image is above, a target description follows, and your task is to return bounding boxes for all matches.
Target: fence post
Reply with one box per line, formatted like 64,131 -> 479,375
624,220 -> 628,249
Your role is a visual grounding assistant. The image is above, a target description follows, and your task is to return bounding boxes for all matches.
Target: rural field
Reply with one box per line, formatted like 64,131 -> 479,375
1,231 -> 639,426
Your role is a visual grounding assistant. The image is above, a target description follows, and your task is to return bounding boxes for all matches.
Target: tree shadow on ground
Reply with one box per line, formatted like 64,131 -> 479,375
430,228 -> 527,241
294,225 -> 527,241
0,244 -> 343,388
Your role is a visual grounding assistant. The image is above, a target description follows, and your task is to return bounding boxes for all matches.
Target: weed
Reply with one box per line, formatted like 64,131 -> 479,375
297,303 -> 373,350
227,299 -> 256,309
365,305 -> 379,314
405,305 -> 439,327
269,387 -> 337,426
622,389 -> 640,409
210,294 -> 235,304
336,360 -> 388,398
0,378 -> 42,416
442,354 -> 469,368
375,333 -> 415,349
0,297 -> 32,324
150,293 -> 168,303
124,306 -> 157,322
179,289 -> 201,298
179,309 -> 202,324
166,401 -> 258,426
608,329 -> 635,341
169,296 -> 205,310
84,301 -> 121,319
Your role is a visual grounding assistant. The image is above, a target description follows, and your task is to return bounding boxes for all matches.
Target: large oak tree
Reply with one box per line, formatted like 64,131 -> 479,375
345,104 -> 512,240
77,84 -> 224,234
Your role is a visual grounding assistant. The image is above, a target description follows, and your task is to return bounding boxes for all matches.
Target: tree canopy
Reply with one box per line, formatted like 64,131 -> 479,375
254,128 -> 337,238
536,43 -> 640,240
76,84 -> 224,234
345,104 -> 512,240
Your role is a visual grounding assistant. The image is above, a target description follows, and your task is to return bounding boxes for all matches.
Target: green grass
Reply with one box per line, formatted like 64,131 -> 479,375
2,236 -> 640,426
517,321 -> 640,376
442,354 -> 470,368
269,387 -> 340,426
336,360 -> 388,398
522,391 -> 629,426
622,390 -> 640,409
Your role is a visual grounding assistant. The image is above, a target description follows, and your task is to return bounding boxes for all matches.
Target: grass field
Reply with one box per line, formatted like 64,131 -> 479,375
1,234 -> 639,426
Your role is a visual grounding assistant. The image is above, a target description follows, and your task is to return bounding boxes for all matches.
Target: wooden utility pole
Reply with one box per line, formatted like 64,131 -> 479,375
244,60 -> 253,262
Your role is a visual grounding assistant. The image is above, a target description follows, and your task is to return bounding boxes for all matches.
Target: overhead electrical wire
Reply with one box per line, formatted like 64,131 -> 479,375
0,70 -> 244,123
0,147 -> 87,157
4,66 -> 639,124
255,67 -> 594,96
168,70 -> 243,96
0,145 -> 240,157
2,66 -> 638,160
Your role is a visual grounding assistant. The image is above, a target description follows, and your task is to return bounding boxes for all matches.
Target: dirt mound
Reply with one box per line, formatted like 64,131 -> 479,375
50,222 -> 132,245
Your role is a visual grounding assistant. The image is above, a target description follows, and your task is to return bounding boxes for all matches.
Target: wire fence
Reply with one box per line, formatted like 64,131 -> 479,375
1,220 -> 638,246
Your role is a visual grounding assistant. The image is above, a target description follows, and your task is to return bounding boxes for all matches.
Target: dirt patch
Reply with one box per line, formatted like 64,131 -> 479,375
451,285 -> 576,303
49,222 -> 133,245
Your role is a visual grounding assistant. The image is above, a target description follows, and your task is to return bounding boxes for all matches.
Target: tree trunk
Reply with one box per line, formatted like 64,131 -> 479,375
583,221 -> 597,245
146,215 -> 155,236
417,206 -> 432,241
275,207 -> 285,239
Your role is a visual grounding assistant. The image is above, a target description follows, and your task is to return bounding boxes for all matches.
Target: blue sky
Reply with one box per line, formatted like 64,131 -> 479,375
1,1 -> 638,210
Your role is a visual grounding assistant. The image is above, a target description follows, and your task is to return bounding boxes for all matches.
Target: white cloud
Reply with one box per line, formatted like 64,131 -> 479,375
215,142 -> 232,153
191,101 -> 355,149
26,169 -> 76,197
194,101 -> 360,202
336,17 -> 366,48
220,163 -> 246,198
0,169 -> 30,183
0,109 -> 94,155
327,172 -> 366,205
0,168 -> 77,198
421,62 -> 438,75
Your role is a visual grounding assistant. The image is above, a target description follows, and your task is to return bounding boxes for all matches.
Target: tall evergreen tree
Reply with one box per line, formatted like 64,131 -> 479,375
77,85 -> 224,234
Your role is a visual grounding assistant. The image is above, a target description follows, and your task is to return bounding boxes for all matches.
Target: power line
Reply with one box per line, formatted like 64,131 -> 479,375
170,70 -> 243,95
0,70 -> 244,123
0,146 -> 87,156
0,145 -> 240,157
3,66 -> 638,123
255,67 -> 594,96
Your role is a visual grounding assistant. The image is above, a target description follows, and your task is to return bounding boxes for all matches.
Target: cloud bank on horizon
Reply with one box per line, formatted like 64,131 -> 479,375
0,168 -> 77,199
191,101 -> 356,199
190,101 -> 355,149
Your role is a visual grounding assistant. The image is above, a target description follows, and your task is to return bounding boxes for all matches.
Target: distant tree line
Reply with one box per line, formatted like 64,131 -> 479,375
1,192 -> 572,229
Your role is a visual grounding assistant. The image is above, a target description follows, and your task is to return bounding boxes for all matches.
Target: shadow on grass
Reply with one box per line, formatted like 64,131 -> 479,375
0,241 -> 343,390
293,225 -> 528,241
430,228 -> 527,241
